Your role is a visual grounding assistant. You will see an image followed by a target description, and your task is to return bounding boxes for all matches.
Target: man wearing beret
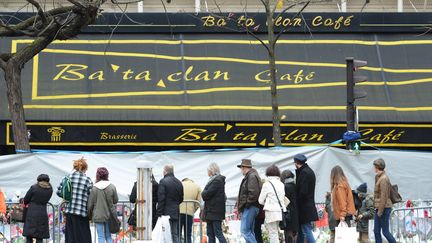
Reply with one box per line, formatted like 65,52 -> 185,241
236,159 -> 262,243
294,154 -> 318,243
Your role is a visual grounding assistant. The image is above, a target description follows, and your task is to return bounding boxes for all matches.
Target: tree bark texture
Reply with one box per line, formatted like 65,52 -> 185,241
4,61 -> 30,152
266,6 -> 282,146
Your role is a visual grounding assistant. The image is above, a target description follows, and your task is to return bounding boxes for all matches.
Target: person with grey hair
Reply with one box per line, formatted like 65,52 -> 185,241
202,163 -> 227,243
156,165 -> 184,243
373,158 -> 396,243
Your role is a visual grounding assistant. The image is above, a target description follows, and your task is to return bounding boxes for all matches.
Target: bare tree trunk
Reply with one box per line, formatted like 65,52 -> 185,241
4,60 -> 30,152
266,9 -> 282,146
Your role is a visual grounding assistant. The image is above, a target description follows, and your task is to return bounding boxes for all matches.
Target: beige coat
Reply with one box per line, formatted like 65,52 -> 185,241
374,171 -> 393,216
179,179 -> 202,216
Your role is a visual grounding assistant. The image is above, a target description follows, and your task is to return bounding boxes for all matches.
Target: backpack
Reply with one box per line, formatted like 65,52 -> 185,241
390,184 -> 402,204
59,176 -> 72,201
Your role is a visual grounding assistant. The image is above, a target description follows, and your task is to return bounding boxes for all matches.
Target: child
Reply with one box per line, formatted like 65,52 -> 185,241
355,183 -> 374,243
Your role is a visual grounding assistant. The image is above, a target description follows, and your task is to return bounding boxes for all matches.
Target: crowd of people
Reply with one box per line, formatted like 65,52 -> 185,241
0,155 -> 399,243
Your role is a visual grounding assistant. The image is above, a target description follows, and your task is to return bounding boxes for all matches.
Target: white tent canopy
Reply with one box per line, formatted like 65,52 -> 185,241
0,146 -> 430,204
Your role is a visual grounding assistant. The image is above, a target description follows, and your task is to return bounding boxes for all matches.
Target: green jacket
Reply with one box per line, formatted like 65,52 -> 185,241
87,181 -> 119,222
357,194 -> 374,233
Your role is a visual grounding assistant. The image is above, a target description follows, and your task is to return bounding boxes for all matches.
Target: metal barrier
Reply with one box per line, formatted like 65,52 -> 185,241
1,202 -> 56,243
179,200 -> 203,243
390,206 -> 432,243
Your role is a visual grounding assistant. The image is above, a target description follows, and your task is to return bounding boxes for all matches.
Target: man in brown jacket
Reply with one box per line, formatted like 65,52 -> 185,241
237,159 -> 262,243
373,158 -> 396,243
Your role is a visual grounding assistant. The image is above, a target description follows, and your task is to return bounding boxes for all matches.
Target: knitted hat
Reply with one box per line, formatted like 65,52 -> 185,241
356,183 -> 367,193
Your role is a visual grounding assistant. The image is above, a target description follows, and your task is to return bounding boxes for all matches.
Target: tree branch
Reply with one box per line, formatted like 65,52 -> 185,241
274,0 -> 310,43
26,0 -> 48,25
66,0 -> 89,8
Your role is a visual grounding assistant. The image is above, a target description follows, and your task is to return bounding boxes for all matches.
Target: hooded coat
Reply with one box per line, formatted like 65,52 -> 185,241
23,181 -> 53,239
87,181 -> 119,222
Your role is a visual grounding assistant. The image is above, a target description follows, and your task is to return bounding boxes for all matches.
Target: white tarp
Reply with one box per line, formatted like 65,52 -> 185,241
0,146 -> 431,203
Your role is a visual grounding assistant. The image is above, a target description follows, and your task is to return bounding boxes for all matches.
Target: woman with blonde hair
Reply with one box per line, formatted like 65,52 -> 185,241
330,165 -> 356,226
57,157 -> 93,243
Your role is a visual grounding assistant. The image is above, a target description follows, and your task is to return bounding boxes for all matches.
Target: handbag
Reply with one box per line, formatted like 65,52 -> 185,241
390,184 -> 402,204
268,181 -> 290,229
102,189 -> 121,233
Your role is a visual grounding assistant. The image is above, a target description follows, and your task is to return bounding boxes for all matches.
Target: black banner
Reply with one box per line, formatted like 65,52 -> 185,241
4,122 -> 432,147
2,33 -> 432,122
3,12 -> 432,33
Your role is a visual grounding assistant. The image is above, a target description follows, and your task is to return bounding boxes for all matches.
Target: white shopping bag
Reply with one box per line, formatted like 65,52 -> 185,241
152,216 -> 173,243
335,221 -> 358,243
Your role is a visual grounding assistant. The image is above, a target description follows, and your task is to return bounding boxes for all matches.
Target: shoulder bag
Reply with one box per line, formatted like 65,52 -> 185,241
102,188 -> 121,234
268,181 -> 291,229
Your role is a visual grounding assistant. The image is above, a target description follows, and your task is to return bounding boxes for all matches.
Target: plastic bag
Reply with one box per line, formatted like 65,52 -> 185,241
335,221 -> 358,243
152,216 -> 172,243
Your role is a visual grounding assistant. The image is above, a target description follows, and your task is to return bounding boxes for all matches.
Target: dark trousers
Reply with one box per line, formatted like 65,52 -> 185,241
284,230 -> 296,243
65,214 -> 91,243
254,218 -> 264,243
180,214 -> 193,243
26,237 -> 42,243
170,219 -> 180,243
207,220 -> 227,243
374,208 -> 396,243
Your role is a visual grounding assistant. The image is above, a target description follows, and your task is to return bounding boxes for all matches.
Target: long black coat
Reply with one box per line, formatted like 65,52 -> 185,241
23,182 -> 53,239
295,163 -> 318,224
202,174 -> 226,221
283,180 -> 299,231
129,179 -> 158,228
156,173 -> 184,220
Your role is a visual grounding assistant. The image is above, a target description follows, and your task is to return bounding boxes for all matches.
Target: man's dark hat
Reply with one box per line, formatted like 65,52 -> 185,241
237,159 -> 253,168
294,154 -> 307,164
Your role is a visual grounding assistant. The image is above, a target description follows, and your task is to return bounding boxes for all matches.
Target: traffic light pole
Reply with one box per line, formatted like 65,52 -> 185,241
346,57 -> 356,131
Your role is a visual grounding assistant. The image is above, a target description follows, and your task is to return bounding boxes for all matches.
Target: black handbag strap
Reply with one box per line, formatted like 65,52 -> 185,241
268,181 -> 284,211
100,186 -> 113,211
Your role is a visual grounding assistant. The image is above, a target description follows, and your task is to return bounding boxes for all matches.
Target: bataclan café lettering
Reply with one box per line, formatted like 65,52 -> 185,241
53,64 -> 315,84
201,14 -> 354,31
6,123 -> 421,147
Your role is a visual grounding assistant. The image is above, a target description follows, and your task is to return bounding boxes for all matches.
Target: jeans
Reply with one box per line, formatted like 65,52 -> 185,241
240,206 -> 259,243
95,222 -> 112,243
374,208 -> 396,243
170,219 -> 180,243
296,223 -> 315,243
254,218 -> 264,243
180,214 -> 193,243
207,220 -> 227,243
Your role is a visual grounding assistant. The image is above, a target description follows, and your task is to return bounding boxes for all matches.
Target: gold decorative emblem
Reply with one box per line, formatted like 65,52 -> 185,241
47,127 -> 65,142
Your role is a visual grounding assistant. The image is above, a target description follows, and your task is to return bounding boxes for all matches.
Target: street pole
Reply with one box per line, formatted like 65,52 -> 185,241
135,161 -> 153,242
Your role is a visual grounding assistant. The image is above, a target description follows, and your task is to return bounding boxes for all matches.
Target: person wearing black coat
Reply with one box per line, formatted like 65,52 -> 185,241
129,174 -> 158,230
281,170 -> 299,243
294,154 -> 318,243
156,165 -> 184,243
202,163 -> 227,243
23,174 -> 53,243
